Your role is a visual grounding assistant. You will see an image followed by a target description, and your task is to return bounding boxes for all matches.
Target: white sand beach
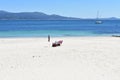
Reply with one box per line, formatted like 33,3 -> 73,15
0,37 -> 120,80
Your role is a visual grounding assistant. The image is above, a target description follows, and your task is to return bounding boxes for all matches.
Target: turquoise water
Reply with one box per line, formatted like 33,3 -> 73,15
0,20 -> 120,37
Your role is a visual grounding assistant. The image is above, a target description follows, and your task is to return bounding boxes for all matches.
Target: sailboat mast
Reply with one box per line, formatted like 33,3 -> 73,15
97,11 -> 99,19
95,11 -> 102,24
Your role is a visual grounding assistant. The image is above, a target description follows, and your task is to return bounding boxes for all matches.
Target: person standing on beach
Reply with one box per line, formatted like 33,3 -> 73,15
48,35 -> 50,42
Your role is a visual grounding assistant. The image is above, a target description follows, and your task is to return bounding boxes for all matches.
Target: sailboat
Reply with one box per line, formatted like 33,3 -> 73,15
95,20 -> 102,24
95,11 -> 102,24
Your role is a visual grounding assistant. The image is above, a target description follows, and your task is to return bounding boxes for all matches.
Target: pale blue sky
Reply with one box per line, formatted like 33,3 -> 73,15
0,0 -> 120,18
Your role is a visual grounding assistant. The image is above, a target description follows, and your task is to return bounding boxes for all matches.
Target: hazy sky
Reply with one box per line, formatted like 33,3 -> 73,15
0,0 -> 120,18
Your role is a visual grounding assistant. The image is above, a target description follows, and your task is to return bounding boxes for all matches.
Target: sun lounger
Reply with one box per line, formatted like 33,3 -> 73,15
52,40 -> 63,47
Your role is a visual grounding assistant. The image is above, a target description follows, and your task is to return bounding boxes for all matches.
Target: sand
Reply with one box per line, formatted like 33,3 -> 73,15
0,37 -> 120,80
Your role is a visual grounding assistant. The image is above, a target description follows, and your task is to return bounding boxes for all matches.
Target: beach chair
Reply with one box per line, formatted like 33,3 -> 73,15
52,40 -> 63,47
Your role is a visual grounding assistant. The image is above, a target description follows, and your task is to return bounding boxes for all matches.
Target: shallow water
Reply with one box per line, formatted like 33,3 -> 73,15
0,20 -> 120,37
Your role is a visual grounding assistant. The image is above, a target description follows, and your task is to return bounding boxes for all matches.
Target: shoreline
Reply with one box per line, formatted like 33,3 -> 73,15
0,35 -> 114,39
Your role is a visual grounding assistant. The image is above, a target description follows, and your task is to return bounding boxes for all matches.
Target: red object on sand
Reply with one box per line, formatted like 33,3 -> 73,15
52,40 -> 63,47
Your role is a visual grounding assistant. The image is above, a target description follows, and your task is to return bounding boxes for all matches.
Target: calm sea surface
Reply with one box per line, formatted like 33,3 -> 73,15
0,20 -> 120,37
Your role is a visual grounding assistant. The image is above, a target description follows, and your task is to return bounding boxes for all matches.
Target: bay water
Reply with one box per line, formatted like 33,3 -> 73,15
0,20 -> 120,37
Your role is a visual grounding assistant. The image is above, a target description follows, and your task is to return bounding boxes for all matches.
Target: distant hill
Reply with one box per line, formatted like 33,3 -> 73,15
0,10 -> 80,20
0,10 -> 119,20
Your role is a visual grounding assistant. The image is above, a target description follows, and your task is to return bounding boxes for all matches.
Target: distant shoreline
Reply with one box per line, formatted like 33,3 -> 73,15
0,19 -> 120,20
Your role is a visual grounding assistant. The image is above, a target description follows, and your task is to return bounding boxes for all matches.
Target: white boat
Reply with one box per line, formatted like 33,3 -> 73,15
95,20 -> 102,24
